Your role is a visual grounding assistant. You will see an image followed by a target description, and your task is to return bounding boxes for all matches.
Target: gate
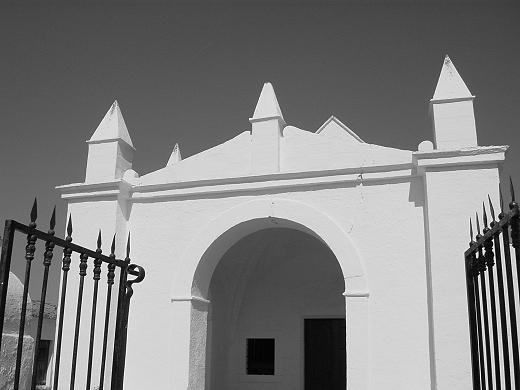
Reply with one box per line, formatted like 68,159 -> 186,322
0,200 -> 145,390
465,180 -> 520,390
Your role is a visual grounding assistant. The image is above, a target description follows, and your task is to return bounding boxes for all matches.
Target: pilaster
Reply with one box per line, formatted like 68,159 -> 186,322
414,146 -> 507,389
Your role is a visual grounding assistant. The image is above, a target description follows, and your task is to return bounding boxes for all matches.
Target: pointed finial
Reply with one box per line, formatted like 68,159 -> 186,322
49,206 -> 56,234
488,195 -> 496,222
250,83 -> 285,123
66,215 -> 73,241
432,55 -> 473,101
111,234 -> 116,256
29,198 -> 38,227
97,230 -> 102,252
476,212 -> 481,235
470,218 -> 474,242
483,202 -> 488,228
88,101 -> 134,148
126,232 -> 131,259
167,143 -> 182,166
510,176 -> 515,202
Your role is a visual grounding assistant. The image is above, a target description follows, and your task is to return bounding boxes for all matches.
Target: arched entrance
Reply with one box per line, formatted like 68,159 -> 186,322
170,199 -> 369,390
206,228 -> 346,389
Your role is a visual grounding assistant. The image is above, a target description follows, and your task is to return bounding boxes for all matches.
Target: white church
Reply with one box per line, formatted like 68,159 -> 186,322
55,56 -> 507,389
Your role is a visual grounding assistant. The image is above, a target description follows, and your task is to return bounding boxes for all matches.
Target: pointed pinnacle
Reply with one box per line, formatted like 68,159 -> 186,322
67,215 -> 73,237
88,101 -> 134,148
97,230 -> 102,251
488,195 -> 496,221
482,202 -> 488,228
167,143 -> 182,166
30,198 -> 37,223
250,82 -> 285,123
510,176 -> 516,202
470,218 -> 474,241
126,232 -> 131,259
50,206 -> 56,231
111,234 -> 116,256
476,212 -> 481,234
432,55 -> 473,101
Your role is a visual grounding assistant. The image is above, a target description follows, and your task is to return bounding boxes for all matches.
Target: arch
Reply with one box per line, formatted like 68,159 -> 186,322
171,197 -> 368,300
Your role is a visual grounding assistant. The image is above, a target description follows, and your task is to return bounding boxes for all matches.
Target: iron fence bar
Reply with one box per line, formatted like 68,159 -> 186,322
111,261 -> 129,390
478,251 -> 494,389
511,211 -> 520,307
70,253 -> 88,390
501,222 -> 520,387
474,270 -> 487,388
0,220 -> 16,339
86,240 -> 103,390
491,229 -> 512,389
14,226 -> 37,390
52,232 -> 73,390
466,249 -> 482,390
111,263 -> 145,390
99,261 -> 116,390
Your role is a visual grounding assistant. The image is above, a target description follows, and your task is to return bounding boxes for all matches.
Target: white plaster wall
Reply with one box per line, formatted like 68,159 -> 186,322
120,177 -> 431,389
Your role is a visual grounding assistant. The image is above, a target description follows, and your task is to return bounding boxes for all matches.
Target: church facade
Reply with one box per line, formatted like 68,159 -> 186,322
56,56 -> 507,389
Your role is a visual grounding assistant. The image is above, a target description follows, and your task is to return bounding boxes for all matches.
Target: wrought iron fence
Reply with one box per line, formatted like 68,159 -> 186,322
0,200 -> 145,390
465,179 -> 520,390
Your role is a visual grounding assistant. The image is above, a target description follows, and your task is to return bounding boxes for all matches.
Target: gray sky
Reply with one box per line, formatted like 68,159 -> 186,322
1,1 -> 519,299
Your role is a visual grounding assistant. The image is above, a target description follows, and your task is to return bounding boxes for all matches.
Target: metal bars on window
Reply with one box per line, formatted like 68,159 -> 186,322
0,200 -> 145,390
465,180 -> 520,390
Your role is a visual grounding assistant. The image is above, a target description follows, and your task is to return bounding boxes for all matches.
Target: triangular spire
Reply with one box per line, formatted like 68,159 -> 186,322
250,82 -> 285,123
167,143 -> 182,166
88,101 -> 134,148
432,55 -> 473,101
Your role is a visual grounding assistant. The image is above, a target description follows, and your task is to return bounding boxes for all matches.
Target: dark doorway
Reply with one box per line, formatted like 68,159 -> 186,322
304,318 -> 346,390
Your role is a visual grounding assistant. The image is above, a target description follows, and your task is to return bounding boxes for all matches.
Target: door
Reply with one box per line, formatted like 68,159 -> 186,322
304,318 -> 346,390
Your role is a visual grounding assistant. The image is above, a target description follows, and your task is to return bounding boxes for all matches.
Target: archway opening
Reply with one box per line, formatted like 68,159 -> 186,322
205,227 -> 345,389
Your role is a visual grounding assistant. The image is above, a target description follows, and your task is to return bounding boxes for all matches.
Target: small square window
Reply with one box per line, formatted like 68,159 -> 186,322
246,338 -> 275,375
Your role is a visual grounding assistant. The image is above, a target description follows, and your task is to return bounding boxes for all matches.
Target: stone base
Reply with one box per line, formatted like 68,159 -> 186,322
0,333 -> 34,390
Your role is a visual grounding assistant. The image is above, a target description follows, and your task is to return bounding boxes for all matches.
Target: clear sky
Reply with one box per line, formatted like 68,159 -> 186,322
1,1 -> 519,299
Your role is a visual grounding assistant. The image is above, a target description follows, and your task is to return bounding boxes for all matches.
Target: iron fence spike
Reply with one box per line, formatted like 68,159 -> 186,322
476,212 -> 481,234
482,202 -> 488,228
30,198 -> 37,223
500,185 -> 505,212
97,230 -> 102,251
510,175 -> 516,202
50,206 -> 56,231
470,218 -> 474,241
488,194 -> 496,221
67,215 -> 73,237
126,232 -> 131,258
111,234 -> 116,256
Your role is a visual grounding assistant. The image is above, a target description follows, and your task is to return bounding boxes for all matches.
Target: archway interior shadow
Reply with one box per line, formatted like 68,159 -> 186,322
206,227 -> 346,390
